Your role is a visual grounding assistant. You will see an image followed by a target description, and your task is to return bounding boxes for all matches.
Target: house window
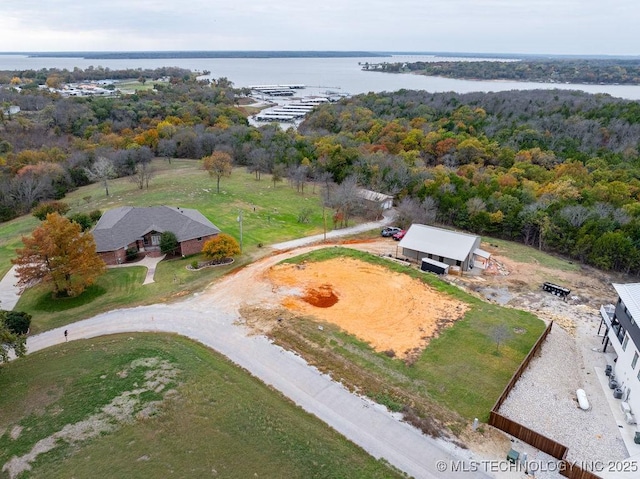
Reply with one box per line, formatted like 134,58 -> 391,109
456,260 -> 462,266
438,256 -> 444,262
623,334 -> 629,351
151,234 -> 161,246
633,351 -> 639,370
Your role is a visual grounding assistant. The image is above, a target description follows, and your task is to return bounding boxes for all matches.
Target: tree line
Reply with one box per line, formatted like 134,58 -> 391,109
368,59 -> 640,85
3,67 -> 640,274
299,89 -> 640,274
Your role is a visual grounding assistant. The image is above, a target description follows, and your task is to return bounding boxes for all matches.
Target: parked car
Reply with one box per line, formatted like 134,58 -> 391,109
392,230 -> 406,241
381,226 -> 402,237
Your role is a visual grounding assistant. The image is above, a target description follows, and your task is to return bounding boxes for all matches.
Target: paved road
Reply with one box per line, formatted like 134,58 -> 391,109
27,309 -> 487,479
0,266 -> 21,311
270,209 -> 396,251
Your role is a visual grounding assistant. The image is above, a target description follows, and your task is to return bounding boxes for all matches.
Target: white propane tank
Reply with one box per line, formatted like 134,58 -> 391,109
576,389 -> 590,411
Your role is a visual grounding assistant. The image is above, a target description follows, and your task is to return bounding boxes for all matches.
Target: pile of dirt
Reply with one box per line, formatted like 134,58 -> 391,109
266,257 -> 468,359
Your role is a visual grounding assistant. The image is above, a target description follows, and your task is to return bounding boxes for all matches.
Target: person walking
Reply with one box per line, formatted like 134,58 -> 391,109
64,330 -> 68,341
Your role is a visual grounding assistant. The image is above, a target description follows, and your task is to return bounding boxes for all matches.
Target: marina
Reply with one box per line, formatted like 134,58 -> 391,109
249,84 -> 346,126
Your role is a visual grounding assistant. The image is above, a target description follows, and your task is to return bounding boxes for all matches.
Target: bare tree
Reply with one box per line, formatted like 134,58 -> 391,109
271,163 -> 286,188
10,171 -> 51,213
490,324 -> 512,353
130,161 -> 155,190
327,176 -> 360,228
559,205 -> 590,228
394,196 -> 438,229
247,148 -> 270,180
157,138 -> 176,163
85,157 -> 116,196
290,164 -> 309,193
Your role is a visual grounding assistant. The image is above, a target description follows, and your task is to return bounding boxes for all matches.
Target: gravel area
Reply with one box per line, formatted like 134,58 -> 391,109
499,324 -> 627,464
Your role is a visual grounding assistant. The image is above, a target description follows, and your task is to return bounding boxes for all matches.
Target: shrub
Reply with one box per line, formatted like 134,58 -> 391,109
89,209 -> 102,222
2,310 -> 32,335
32,200 -> 70,220
191,260 -> 199,269
68,212 -> 92,231
126,247 -> 138,261
202,233 -> 241,262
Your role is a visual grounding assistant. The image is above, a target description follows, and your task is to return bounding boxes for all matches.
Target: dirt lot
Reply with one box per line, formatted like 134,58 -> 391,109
266,257 -> 468,359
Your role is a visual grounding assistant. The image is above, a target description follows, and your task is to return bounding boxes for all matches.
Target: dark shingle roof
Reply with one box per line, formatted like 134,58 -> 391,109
93,206 -> 220,252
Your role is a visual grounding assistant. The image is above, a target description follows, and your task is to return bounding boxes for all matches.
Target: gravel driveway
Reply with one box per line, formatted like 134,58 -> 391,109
23,246 -> 491,479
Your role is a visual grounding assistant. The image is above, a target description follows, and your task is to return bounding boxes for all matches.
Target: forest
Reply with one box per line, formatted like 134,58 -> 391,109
366,59 -> 640,85
2,66 -> 640,274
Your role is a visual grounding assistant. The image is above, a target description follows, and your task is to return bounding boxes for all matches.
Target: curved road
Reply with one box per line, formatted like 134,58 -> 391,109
17,215 -> 492,479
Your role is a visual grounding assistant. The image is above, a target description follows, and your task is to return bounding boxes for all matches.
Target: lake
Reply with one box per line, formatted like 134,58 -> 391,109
2,53 -> 640,100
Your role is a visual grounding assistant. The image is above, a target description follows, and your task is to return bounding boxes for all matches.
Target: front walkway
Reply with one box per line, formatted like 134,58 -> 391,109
108,254 -> 166,285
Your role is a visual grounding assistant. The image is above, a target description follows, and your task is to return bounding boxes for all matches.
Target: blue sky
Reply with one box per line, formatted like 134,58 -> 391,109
1,0 -> 637,55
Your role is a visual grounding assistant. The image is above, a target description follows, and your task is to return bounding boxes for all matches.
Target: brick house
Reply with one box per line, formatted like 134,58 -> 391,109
92,206 -> 220,265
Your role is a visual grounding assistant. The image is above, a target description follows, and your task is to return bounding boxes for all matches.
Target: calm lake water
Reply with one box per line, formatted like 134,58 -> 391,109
2,54 -> 640,100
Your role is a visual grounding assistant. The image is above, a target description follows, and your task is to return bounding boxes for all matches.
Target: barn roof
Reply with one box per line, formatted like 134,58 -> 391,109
92,206 -> 220,252
398,224 -> 479,261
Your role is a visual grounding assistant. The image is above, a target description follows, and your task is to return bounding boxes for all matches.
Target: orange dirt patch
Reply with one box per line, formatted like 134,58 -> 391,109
266,257 -> 468,358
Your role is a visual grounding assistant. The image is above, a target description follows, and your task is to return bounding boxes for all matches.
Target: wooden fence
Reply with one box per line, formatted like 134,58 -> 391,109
488,320 -> 602,479
489,411 -> 567,459
560,462 -> 603,479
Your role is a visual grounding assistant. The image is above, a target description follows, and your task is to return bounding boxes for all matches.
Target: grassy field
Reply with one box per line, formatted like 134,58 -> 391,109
483,236 -> 580,273
16,252 -> 248,334
63,159 -> 327,254
3,159 -> 334,331
0,159 -> 327,279
269,247 -> 546,427
0,334 -> 402,479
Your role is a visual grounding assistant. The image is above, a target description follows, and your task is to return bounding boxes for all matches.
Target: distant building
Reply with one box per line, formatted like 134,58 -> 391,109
93,206 -> 220,265
397,224 -> 490,272
356,188 -> 394,210
600,283 -> 640,423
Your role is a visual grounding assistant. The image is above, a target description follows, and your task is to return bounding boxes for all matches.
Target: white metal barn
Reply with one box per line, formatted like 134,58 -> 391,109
397,224 -> 490,272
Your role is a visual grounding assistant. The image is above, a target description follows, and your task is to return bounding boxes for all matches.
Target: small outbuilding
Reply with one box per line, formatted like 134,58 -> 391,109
398,224 -> 490,272
356,188 -> 394,210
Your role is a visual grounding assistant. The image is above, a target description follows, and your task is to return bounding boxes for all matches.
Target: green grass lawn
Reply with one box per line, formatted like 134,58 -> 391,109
483,236 -> 580,273
65,159 -> 328,253
3,159 -> 336,331
0,334 -> 402,479
17,255 -> 247,334
272,247 -> 546,426
0,159 -> 328,279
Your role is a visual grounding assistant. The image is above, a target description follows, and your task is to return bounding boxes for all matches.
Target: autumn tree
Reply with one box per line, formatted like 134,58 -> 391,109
202,151 -> 232,193
85,156 -> 116,196
202,233 -> 241,263
12,213 -> 106,297
32,200 -> 70,220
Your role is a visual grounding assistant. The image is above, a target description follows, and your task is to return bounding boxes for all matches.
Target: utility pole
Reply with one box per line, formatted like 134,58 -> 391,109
323,205 -> 327,241
237,209 -> 243,253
